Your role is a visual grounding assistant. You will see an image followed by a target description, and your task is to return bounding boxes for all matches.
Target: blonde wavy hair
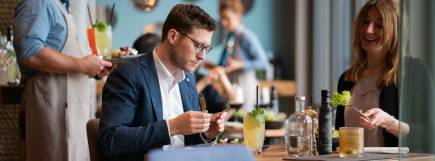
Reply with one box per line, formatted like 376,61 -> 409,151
345,0 -> 399,88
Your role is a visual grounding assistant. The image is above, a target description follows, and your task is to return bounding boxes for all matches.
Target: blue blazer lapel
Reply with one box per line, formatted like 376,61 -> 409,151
141,54 -> 164,121
179,76 -> 200,112
179,79 -> 193,112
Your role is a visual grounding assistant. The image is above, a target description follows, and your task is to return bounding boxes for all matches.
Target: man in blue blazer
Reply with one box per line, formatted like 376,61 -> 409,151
98,4 -> 226,161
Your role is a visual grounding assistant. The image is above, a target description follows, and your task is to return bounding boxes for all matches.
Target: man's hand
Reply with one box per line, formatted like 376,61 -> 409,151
168,111 -> 211,136
78,55 -> 112,77
204,112 -> 227,139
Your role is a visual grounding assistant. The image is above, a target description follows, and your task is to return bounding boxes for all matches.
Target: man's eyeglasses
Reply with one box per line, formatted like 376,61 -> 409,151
176,29 -> 213,54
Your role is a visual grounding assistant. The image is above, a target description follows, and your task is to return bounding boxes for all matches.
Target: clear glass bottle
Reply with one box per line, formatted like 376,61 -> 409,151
5,25 -> 19,84
304,105 -> 318,155
285,96 -> 313,157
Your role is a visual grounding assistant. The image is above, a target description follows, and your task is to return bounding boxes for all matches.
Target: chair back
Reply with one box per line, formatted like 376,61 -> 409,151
86,118 -> 101,161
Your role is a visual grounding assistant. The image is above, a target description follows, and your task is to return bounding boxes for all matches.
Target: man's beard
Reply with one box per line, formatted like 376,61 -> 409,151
168,48 -> 188,71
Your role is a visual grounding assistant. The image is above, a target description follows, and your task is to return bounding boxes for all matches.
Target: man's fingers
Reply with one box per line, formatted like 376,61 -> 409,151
191,123 -> 210,131
101,60 -> 113,67
190,118 -> 211,124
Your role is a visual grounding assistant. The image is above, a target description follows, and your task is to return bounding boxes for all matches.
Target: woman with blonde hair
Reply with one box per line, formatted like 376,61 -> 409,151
335,0 -> 409,147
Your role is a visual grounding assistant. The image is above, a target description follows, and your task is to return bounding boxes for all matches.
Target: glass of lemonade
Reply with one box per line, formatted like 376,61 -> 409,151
243,109 -> 265,155
338,127 -> 364,158
94,22 -> 112,59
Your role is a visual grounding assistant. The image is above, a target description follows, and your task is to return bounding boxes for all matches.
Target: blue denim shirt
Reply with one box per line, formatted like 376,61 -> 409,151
13,0 -> 69,82
219,25 -> 269,70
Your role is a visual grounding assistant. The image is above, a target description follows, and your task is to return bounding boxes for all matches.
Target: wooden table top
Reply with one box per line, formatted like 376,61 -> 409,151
256,144 -> 287,161
256,144 -> 435,161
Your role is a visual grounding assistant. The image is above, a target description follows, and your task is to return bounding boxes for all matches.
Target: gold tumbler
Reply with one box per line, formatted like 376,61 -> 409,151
339,127 -> 364,158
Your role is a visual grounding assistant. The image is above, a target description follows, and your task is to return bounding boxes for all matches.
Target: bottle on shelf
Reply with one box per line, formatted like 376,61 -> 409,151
304,105 -> 318,155
270,85 -> 279,115
5,25 -> 19,84
285,96 -> 313,157
318,90 -> 333,154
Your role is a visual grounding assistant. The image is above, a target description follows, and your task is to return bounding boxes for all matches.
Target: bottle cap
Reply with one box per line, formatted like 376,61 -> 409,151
321,90 -> 330,97
295,96 -> 306,101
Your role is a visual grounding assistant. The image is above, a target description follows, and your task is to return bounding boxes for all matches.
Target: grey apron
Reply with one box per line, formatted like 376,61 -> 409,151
228,34 -> 257,112
23,0 -> 94,161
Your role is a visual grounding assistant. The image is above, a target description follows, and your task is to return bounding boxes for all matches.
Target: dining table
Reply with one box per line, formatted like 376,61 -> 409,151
256,144 -> 435,161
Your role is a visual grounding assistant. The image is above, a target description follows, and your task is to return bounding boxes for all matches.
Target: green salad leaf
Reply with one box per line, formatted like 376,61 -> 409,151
331,90 -> 351,106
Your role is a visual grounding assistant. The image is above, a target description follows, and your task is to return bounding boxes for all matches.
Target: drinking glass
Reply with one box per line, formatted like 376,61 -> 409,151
243,113 -> 265,155
87,26 -> 97,55
339,127 -> 364,158
259,86 -> 270,108
95,25 -> 112,59
229,84 -> 244,109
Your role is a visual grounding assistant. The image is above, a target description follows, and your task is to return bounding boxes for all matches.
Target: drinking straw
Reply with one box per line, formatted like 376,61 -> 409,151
109,3 -> 115,26
87,5 -> 94,26
256,85 -> 259,109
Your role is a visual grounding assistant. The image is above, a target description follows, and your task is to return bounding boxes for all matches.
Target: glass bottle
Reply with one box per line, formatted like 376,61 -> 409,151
318,90 -> 333,154
5,25 -> 19,84
304,105 -> 318,155
0,32 -> 6,84
270,86 -> 279,115
285,96 -> 313,157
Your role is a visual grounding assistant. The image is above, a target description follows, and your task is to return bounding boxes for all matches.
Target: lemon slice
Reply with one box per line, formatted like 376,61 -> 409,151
95,21 -> 109,32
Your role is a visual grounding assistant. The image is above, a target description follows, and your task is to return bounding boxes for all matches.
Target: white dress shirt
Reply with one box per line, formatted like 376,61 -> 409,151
153,50 -> 186,150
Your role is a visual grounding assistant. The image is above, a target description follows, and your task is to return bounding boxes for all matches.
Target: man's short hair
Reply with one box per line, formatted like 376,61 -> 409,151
161,4 -> 216,41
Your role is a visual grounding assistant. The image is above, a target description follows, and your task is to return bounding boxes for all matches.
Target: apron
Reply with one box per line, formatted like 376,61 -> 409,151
226,33 -> 257,112
23,0 -> 95,160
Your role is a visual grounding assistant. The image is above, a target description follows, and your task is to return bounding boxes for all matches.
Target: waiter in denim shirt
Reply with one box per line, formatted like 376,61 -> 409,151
13,0 -> 112,161
218,0 -> 269,111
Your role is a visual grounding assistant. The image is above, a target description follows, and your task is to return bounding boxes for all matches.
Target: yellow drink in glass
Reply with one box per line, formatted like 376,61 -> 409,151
95,23 -> 112,59
339,127 -> 364,158
243,112 -> 265,155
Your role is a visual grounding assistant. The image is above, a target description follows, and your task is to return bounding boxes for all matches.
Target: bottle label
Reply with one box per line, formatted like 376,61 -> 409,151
318,109 -> 332,154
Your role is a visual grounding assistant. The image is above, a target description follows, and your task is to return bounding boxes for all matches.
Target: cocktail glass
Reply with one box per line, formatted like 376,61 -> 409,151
94,23 -> 112,59
243,112 -> 265,155
87,26 -> 97,55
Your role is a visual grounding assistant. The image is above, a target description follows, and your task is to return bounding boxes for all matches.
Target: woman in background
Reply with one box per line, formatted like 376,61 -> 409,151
335,0 -> 409,147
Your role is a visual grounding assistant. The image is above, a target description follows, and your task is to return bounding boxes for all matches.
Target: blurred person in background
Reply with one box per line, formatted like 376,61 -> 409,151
218,0 -> 269,111
133,33 -> 161,54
